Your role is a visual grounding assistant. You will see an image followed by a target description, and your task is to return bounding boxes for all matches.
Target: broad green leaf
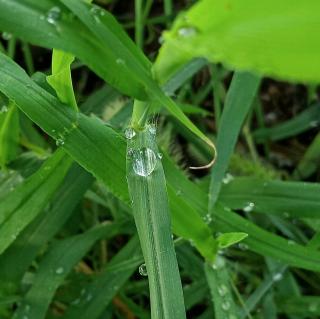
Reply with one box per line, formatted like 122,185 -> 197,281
209,72 -> 260,211
13,221 -> 129,319
0,0 -> 151,99
0,163 -> 93,285
220,177 -> 320,219
62,236 -> 142,319
126,126 -> 186,319
0,150 -> 72,254
47,49 -> 77,110
0,100 -> 19,168
217,232 -> 248,249
155,0 -> 320,83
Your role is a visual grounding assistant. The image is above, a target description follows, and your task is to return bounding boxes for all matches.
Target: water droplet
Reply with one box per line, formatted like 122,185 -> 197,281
238,243 -> 249,251
272,273 -> 283,282
310,120 -> 319,128
46,7 -> 61,25
283,212 -> 290,218
55,267 -> 64,275
71,298 -> 80,305
22,316 -> 28,319
51,129 -> 56,133
222,173 -> 234,184
287,240 -> 296,246
125,127 -> 136,140
56,138 -> 65,146
218,285 -> 228,296
243,202 -> 255,213
229,315 -> 237,319
25,305 -> 30,312
80,288 -> 86,295
0,105 -> 8,113
90,6 -> 101,22
138,263 -> 148,276
116,58 -> 125,65
309,303 -> 318,312
39,15 -> 45,21
221,301 -> 231,311
86,293 -> 92,301
158,35 -> 164,44
178,27 -> 197,38
211,256 -> 225,270
157,153 -> 163,160
203,213 -> 212,224
132,147 -> 157,177
2,32 -> 12,40
148,124 -> 157,135
11,234 -> 17,240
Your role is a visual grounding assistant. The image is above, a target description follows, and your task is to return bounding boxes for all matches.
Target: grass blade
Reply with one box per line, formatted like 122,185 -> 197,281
126,126 -> 186,319
209,72 -> 260,210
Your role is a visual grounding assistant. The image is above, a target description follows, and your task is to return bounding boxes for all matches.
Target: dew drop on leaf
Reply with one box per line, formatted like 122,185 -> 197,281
178,27 -> 197,38
243,202 -> 255,213
56,138 -> 65,146
157,153 -> 163,160
116,58 -> 125,65
55,267 -> 64,275
124,127 -> 136,140
138,263 -> 148,276
272,272 -> 283,282
0,105 -> 8,113
46,7 -> 61,25
132,147 -> 157,177
221,301 -> 231,311
218,284 -> 228,296
2,32 -> 12,40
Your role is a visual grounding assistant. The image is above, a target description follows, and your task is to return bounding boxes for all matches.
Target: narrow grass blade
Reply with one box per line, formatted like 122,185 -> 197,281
0,100 -> 19,168
13,221 -> 128,319
0,150 -> 72,254
0,163 -> 93,285
209,72 -> 260,210
254,102 -> 320,143
220,177 -> 320,219
205,257 -> 238,319
126,126 -> 186,319
293,132 -> 320,179
62,236 -> 142,319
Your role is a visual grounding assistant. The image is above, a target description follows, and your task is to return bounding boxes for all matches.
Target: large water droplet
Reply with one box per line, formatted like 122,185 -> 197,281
221,301 -> 231,311
2,32 -> 12,40
56,138 -> 65,146
218,284 -> 228,296
124,127 -> 136,139
55,267 -> 64,275
47,7 -> 61,25
132,147 -> 157,177
138,263 -> 148,276
178,27 -> 197,38
243,202 -> 255,213
212,256 -> 225,270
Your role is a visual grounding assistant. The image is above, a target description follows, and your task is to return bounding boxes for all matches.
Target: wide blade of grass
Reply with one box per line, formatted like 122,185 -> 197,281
220,177 -> 320,219
0,149 -> 72,254
126,126 -> 186,319
209,72 -> 260,211
0,163 -> 93,285
13,221 -> 129,319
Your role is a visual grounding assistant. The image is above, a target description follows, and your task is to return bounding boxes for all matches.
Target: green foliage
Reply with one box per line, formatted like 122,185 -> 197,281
0,1 -> 319,318
155,0 -> 320,83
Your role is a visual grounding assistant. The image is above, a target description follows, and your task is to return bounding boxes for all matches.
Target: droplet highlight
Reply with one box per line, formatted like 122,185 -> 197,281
46,6 -> 61,25
138,263 -> 148,276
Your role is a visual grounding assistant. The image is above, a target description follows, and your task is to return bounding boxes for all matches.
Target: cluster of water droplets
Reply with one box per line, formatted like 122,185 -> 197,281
125,125 -> 162,177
